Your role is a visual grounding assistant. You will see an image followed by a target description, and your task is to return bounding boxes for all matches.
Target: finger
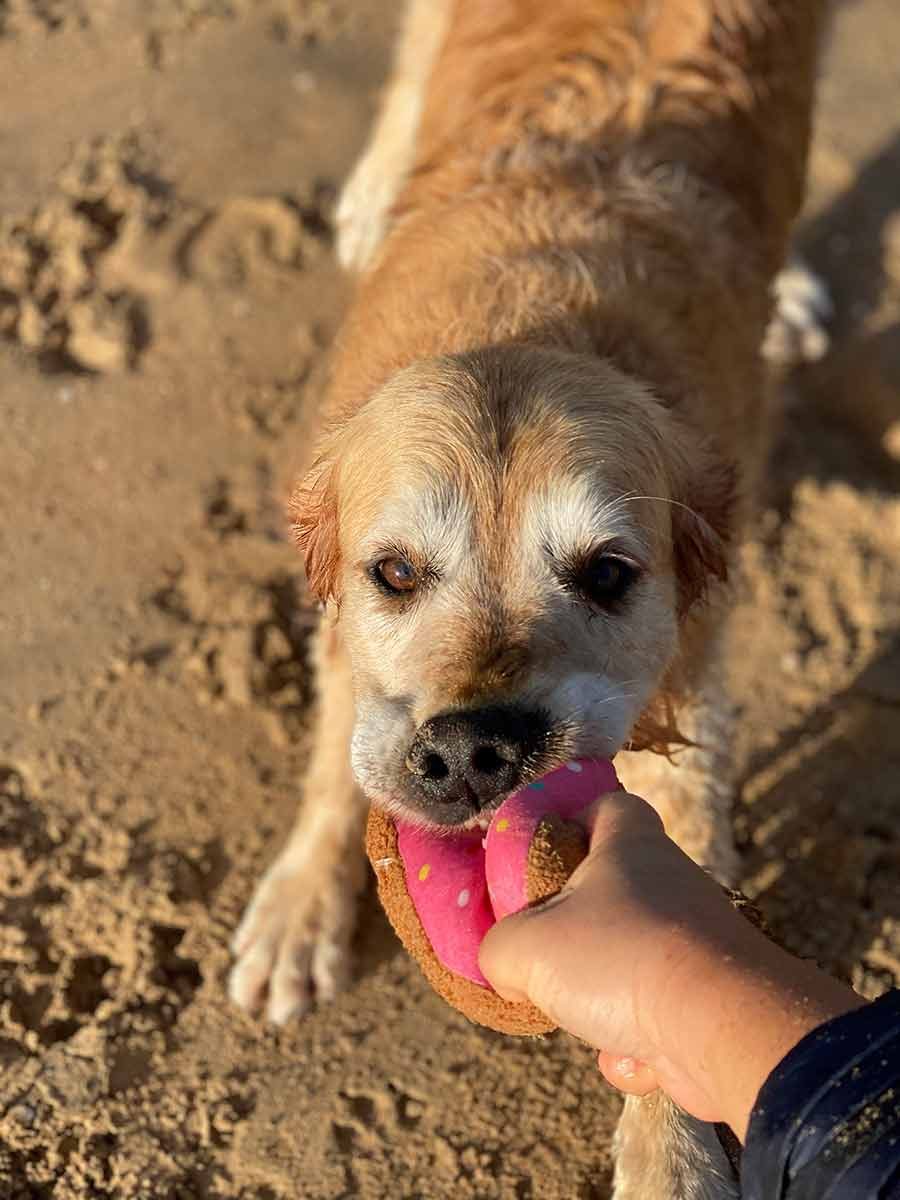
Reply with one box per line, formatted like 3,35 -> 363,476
481,902 -> 609,1044
478,910 -> 536,1003
597,1051 -> 660,1097
570,791 -> 666,850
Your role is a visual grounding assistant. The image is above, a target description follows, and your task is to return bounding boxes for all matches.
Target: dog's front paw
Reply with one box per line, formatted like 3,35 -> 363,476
763,258 -> 833,367
229,847 -> 358,1025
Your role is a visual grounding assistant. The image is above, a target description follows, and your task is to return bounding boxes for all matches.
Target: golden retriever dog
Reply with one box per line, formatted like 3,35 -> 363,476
230,1 -> 830,1194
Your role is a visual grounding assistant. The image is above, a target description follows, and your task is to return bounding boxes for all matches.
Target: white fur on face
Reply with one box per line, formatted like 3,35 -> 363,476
512,479 -> 674,764
345,479 -> 476,695
520,475 -> 654,569
355,479 -> 472,580
349,692 -> 418,820
538,671 -> 656,760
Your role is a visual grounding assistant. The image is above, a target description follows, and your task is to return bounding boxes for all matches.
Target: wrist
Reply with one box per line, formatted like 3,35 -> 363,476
654,927 -> 862,1139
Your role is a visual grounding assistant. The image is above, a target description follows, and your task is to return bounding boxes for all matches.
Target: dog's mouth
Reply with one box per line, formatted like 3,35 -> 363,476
366,789 -> 509,834
354,694 -> 631,832
365,751 -> 574,834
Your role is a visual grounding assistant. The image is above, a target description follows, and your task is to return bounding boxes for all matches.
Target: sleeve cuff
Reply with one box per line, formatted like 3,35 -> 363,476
742,988 -> 900,1199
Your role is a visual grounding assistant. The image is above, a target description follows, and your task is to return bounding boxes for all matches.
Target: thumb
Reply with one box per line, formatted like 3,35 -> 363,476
479,789 -> 661,1004
478,909 -> 536,1003
479,893 -> 573,1011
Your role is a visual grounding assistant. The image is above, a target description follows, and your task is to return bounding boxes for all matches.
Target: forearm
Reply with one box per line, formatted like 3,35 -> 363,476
676,937 -> 863,1141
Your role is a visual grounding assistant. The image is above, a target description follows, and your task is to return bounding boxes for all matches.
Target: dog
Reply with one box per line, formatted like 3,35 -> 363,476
229,1 -> 829,1194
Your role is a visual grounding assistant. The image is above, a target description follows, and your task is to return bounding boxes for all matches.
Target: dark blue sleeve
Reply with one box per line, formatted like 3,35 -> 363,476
741,989 -> 900,1199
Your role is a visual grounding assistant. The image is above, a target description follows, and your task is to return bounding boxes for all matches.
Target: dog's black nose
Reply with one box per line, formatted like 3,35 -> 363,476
406,706 -> 548,812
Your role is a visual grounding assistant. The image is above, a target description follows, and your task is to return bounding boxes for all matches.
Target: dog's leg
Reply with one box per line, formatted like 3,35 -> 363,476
763,256 -> 833,368
612,666 -> 741,1199
229,618 -> 365,1025
614,1096 -> 741,1200
615,661 -> 739,884
335,0 -> 451,272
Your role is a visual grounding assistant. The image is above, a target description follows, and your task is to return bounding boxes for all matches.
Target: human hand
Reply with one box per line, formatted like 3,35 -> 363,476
478,790 -> 860,1139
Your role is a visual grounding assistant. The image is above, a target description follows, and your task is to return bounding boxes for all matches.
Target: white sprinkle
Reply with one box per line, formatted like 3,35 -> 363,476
457,889 -> 470,908
566,761 -> 583,773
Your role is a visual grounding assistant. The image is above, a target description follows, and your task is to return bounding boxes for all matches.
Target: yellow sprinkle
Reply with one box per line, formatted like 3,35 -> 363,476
418,864 -> 431,882
496,819 -> 510,833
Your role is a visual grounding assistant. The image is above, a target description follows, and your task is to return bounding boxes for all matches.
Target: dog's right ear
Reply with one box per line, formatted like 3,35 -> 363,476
289,448 -> 341,605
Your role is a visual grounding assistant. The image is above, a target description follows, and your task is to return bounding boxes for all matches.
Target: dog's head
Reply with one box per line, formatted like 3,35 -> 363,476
292,346 -> 734,828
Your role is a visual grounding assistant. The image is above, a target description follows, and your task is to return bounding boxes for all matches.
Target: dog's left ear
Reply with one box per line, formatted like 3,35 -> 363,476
670,451 -> 737,617
289,446 -> 342,605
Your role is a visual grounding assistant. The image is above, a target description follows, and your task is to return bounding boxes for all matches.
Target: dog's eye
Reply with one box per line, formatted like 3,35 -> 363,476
575,554 -> 638,608
373,556 -> 418,595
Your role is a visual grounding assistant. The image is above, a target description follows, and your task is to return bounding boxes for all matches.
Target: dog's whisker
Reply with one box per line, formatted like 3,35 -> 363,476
555,690 -> 639,725
611,492 -> 707,525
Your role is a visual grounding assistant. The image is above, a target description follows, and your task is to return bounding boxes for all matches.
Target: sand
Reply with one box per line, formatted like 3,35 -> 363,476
0,1 -> 898,1196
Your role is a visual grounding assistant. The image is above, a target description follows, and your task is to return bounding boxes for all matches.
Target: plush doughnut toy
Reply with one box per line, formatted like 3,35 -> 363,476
366,758 -> 619,1035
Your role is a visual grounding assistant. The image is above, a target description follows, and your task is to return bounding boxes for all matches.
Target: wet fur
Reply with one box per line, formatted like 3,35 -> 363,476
230,1 -> 825,1195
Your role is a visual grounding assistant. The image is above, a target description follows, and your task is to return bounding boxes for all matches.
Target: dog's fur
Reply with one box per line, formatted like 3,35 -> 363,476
230,1 -> 826,1194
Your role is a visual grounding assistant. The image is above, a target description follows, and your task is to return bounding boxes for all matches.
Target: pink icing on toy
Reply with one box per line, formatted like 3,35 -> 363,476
484,756 -> 619,920
397,825 -> 494,986
395,757 -> 619,988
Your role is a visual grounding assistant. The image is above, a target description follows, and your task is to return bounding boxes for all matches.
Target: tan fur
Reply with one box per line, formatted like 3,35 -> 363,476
231,0 -> 826,1194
